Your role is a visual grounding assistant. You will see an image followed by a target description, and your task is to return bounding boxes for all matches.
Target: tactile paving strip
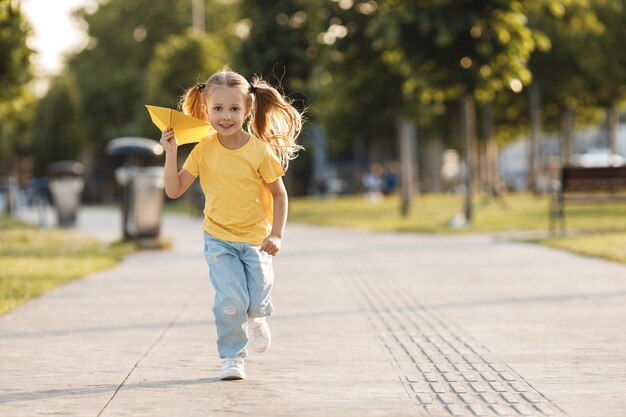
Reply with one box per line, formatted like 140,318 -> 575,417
345,255 -> 569,417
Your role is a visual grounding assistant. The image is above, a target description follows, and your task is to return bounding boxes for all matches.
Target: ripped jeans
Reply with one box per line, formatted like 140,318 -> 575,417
203,232 -> 274,359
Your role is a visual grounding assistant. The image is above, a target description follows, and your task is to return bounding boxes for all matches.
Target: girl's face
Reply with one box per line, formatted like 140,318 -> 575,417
207,86 -> 250,139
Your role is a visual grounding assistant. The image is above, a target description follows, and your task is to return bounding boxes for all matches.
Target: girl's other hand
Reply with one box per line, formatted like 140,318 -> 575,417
260,235 -> 281,256
159,128 -> 178,153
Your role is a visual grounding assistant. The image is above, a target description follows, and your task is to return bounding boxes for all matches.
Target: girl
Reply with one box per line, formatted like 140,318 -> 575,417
159,68 -> 303,380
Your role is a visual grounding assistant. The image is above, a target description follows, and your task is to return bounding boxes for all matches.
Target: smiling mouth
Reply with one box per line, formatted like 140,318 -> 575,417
219,124 -> 234,129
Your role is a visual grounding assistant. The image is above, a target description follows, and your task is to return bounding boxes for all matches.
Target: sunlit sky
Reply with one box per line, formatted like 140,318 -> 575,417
21,0 -> 92,77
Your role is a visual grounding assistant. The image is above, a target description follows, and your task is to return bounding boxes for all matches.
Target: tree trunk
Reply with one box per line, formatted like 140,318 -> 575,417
461,94 -> 473,223
528,81 -> 541,193
397,116 -> 417,216
425,139 -> 445,192
353,136 -> 366,192
607,103 -> 618,161
466,96 -> 479,191
481,102 -> 500,194
560,106 -> 575,166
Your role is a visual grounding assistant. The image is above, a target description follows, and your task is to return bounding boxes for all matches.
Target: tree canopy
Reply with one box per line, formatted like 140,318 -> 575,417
66,0 -> 194,149
0,0 -> 35,160
11,0 -> 626,193
31,75 -> 85,172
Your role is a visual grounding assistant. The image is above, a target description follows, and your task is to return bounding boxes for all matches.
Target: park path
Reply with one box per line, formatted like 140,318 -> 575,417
2,206 -> 626,416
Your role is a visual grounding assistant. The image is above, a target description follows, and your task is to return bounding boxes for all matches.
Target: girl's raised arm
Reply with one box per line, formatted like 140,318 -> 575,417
160,128 -> 195,199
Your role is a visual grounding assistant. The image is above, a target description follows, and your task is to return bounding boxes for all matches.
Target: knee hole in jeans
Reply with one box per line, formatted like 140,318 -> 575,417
223,305 -> 238,316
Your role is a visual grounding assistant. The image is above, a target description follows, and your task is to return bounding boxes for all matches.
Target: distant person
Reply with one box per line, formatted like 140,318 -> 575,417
383,161 -> 400,195
441,149 -> 461,193
28,177 -> 51,207
159,68 -> 303,381
362,163 -> 384,201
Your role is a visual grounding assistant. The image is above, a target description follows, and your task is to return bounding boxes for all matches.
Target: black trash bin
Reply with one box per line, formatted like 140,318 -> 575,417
47,161 -> 85,227
106,137 -> 164,241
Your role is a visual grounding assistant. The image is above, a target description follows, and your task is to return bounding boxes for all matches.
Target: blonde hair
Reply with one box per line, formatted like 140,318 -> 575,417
180,68 -> 303,170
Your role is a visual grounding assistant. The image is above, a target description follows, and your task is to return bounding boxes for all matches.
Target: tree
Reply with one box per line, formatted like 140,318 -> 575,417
0,0 -> 32,102
0,0 -> 35,166
305,0 -> 404,184
367,0 -> 541,221
234,0 -> 311,95
60,0 -> 237,200
67,0 -> 238,146
582,0 -> 626,158
67,0 -> 195,150
31,75 -> 85,173
143,30 -> 228,136
232,1 -> 318,194
527,0 -> 603,175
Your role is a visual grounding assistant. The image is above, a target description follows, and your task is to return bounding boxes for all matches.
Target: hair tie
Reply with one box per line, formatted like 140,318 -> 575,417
249,84 -> 257,95
196,83 -> 206,93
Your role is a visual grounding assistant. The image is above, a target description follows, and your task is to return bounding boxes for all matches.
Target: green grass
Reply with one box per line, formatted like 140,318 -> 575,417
538,232 -> 626,264
289,193 -> 626,263
2,193 -> 623,316
0,215 -> 135,315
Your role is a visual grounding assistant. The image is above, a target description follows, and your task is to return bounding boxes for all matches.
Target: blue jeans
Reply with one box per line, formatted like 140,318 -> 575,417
203,233 -> 274,359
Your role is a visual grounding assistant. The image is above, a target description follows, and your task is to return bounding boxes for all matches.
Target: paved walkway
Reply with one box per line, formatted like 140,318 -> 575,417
2,206 -> 626,416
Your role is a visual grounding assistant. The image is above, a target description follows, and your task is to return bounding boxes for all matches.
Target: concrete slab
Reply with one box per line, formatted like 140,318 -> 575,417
2,207 -> 625,416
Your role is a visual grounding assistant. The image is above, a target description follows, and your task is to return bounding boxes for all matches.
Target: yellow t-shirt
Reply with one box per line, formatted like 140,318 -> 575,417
182,133 -> 285,244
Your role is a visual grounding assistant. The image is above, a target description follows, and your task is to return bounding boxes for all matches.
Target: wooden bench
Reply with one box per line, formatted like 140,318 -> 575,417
550,165 -> 626,233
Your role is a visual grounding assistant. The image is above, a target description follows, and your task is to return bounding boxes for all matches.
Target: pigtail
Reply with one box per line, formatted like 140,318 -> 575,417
179,83 -> 208,121
248,76 -> 303,170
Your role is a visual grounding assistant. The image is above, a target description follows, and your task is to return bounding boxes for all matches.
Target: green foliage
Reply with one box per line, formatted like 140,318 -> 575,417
234,0 -> 311,96
146,31 -> 228,108
367,0 -> 540,108
299,0 -> 558,157
0,0 -> 33,101
31,75 -> 85,173
142,30 -> 228,137
230,1 -> 318,189
0,0 -> 35,160
579,0 -> 626,106
67,0 -> 195,149
0,90 -> 36,160
64,0 -> 240,153
528,1 -> 604,121
306,0 -> 405,155
18,0 -> 626,190
487,0 -> 616,140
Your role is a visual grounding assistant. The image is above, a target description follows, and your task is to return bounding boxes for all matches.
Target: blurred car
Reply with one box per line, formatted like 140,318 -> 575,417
574,148 -> 626,167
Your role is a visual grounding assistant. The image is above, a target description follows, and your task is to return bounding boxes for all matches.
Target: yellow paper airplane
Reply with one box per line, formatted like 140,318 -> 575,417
145,105 -> 215,145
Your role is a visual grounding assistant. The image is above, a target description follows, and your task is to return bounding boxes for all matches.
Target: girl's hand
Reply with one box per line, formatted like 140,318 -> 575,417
260,235 -> 281,256
159,128 -> 178,154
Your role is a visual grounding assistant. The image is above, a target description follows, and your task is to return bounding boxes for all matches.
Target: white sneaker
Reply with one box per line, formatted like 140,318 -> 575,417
248,317 -> 271,353
220,357 -> 245,380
